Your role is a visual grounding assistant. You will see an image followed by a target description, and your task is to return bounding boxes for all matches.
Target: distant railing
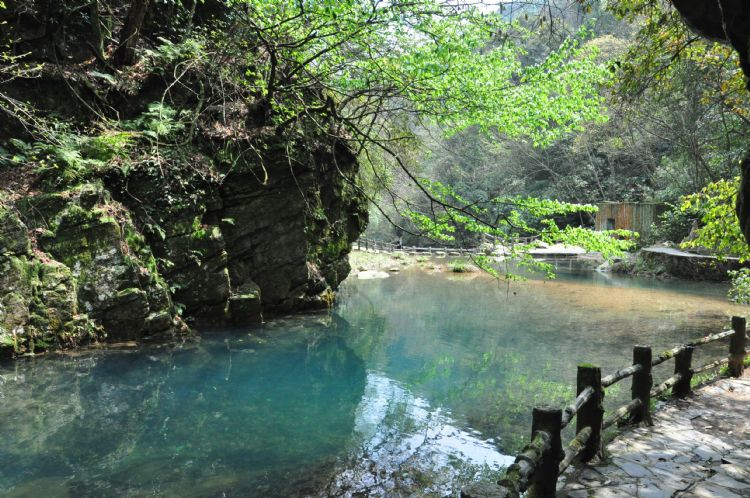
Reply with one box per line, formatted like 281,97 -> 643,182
354,236 -> 539,255
462,316 -> 749,498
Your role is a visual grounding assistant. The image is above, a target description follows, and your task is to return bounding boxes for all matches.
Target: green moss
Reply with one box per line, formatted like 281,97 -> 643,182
311,206 -> 328,221
161,213 -> 203,238
578,362 -> 599,368
121,232 -> 171,296
33,337 -> 51,349
190,224 -> 222,242
41,204 -> 123,267
52,203 -> 111,233
450,262 -> 477,273
115,287 -> 143,300
123,223 -> 156,264
0,166 -> 184,355
192,227 -> 208,240
0,333 -> 15,347
0,207 -> 31,256
316,235 -> 349,262
0,252 -> 98,356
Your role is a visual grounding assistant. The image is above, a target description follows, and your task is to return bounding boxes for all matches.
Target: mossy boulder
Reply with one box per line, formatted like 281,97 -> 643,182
40,200 -> 175,341
0,182 -> 180,356
229,282 -> 262,324
0,137 -> 367,357
0,254 -> 102,357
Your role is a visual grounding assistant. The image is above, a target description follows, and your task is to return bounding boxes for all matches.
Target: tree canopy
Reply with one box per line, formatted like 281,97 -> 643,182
229,0 -> 608,145
5,0 -> 744,272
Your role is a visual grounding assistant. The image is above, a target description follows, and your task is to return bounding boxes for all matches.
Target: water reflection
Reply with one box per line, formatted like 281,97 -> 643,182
335,269 -> 746,449
324,372 -> 512,497
0,320 -> 367,497
0,269 -> 745,496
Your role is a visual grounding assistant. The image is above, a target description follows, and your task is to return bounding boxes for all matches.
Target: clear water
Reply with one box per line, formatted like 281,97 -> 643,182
0,268 -> 745,496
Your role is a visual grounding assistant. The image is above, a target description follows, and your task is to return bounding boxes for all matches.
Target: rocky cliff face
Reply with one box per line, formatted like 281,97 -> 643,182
0,2 -> 367,358
0,125 -> 366,359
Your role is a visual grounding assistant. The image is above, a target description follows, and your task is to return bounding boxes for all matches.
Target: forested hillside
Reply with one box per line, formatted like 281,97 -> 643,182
365,0 -> 750,249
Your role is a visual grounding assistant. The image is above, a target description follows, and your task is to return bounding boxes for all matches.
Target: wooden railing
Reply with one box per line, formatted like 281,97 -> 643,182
354,236 -> 539,254
466,316 -> 749,498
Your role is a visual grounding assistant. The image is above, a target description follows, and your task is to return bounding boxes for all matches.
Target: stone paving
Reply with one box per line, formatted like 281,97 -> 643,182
560,373 -> 750,497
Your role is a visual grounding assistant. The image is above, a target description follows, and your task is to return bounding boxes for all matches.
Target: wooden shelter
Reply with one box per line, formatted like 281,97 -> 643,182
594,202 -> 666,238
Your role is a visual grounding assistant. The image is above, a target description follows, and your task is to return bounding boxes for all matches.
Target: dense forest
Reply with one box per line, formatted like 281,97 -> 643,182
365,1 -> 750,251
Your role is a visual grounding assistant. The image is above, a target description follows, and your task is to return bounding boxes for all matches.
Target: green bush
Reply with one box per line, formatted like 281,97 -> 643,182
728,268 -> 750,304
450,262 -> 476,273
646,205 -> 693,245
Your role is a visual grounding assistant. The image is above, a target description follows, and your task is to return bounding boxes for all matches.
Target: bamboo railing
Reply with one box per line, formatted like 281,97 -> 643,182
463,316 -> 749,498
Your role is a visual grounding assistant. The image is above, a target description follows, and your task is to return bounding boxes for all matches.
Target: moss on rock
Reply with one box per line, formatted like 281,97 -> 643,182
0,253 -> 103,357
1,92 -> 366,359
0,207 -> 31,256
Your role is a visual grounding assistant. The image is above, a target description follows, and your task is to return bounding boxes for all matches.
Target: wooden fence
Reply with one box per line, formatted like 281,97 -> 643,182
466,316 -> 749,498
355,236 -> 538,255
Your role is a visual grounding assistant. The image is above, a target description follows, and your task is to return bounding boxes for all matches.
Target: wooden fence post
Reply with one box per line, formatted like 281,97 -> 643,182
729,316 -> 747,377
630,345 -> 653,425
527,406 -> 563,498
577,364 -> 603,462
673,345 -> 694,398
365,238 -> 369,251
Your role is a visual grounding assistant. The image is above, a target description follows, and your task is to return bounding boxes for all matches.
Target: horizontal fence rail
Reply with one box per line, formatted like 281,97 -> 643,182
462,316 -> 749,498
354,236 -> 540,255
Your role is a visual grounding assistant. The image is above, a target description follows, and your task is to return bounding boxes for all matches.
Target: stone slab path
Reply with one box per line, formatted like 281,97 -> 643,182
560,373 -> 750,497
642,246 -> 741,262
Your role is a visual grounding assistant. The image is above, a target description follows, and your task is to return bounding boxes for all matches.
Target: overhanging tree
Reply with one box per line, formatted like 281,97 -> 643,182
0,0 -> 630,272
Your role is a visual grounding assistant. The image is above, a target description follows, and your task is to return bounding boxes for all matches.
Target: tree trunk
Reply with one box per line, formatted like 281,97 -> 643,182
89,0 -> 105,61
113,0 -> 150,66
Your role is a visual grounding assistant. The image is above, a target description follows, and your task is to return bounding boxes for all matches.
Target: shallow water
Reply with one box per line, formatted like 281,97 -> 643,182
0,268 -> 745,496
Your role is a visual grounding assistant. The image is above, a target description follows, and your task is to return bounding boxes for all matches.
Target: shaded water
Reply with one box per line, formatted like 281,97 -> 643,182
0,268 -> 745,496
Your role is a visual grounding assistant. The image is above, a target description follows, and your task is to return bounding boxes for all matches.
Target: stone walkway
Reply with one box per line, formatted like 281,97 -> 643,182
560,373 -> 750,497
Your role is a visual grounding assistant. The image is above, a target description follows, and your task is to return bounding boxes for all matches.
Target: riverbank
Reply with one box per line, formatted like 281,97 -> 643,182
611,245 -> 749,282
349,249 -> 481,276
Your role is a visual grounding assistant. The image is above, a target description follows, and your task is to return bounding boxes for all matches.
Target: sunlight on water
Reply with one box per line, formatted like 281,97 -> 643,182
0,268 -> 745,496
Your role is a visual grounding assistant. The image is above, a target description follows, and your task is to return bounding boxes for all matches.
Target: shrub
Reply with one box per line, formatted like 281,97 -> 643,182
646,205 -> 693,245
450,262 -> 475,273
728,268 -> 750,304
